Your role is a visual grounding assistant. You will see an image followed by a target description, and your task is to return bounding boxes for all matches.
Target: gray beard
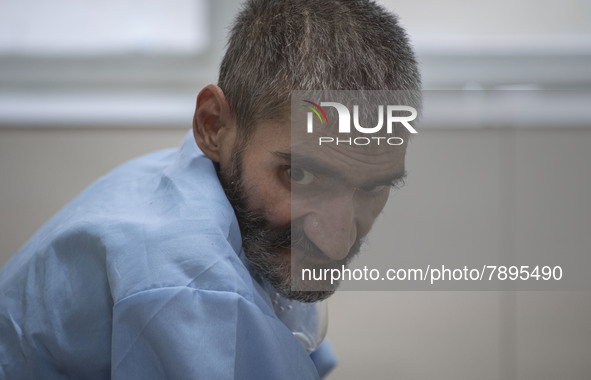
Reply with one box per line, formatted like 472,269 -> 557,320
218,153 -> 360,303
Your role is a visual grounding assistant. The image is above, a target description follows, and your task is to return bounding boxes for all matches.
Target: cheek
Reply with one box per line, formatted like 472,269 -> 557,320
375,191 -> 390,213
260,183 -> 291,225
241,158 -> 292,225
356,191 -> 390,236
371,191 -> 391,220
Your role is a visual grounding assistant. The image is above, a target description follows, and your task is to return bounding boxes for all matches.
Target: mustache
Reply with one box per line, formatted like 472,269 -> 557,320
269,227 -> 362,265
268,228 -> 324,257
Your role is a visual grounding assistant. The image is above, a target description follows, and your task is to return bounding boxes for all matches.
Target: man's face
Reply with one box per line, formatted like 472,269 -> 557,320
219,118 -> 406,302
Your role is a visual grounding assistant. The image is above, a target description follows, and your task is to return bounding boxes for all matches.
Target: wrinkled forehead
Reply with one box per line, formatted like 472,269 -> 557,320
291,122 -> 409,156
290,137 -> 406,187
289,90 -> 413,183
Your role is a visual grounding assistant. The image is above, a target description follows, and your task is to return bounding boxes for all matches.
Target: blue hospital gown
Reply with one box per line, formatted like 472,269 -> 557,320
0,131 -> 336,379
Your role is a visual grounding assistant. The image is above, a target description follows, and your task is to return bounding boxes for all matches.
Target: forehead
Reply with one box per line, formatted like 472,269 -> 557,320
292,140 -> 406,186
246,118 -> 406,186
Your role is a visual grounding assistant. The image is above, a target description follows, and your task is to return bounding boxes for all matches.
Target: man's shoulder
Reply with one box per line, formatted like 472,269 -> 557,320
2,131 -> 247,301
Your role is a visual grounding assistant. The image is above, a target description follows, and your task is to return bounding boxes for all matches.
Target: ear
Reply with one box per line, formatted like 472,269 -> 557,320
192,84 -> 235,163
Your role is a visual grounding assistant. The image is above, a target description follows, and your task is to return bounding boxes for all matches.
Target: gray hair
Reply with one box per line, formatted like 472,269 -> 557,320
218,0 -> 422,137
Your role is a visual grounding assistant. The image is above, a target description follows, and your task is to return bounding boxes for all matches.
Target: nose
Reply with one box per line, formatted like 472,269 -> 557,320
301,190 -> 358,261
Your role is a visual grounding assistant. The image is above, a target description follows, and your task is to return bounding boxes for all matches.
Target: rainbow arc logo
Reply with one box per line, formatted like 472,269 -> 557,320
302,100 -> 328,125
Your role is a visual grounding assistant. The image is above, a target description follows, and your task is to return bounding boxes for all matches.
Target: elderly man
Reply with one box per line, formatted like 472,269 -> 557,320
0,0 -> 420,378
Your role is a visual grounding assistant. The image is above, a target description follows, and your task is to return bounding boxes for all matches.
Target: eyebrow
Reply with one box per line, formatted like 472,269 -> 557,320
272,151 -> 407,188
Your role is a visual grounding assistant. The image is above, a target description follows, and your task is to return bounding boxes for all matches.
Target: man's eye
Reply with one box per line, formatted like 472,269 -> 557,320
360,178 -> 407,193
358,184 -> 387,193
287,167 -> 315,185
